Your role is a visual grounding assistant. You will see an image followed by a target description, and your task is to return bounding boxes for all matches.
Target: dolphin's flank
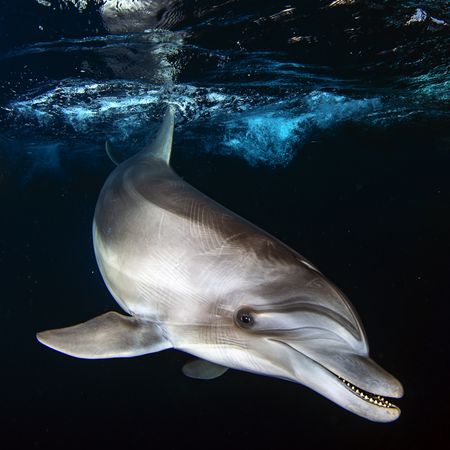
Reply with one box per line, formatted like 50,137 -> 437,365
37,106 -> 403,422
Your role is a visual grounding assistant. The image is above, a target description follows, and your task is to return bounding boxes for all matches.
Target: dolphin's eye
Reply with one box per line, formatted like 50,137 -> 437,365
236,309 -> 254,328
240,314 -> 253,324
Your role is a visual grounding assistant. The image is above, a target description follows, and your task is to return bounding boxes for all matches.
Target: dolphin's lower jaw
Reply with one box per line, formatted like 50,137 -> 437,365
271,339 -> 402,422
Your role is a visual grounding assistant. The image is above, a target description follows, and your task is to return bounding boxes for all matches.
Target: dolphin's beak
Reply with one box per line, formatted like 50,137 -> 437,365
266,336 -> 403,422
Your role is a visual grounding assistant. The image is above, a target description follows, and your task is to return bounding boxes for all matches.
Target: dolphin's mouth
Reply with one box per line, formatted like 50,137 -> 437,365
308,356 -> 400,411
271,338 -> 401,415
334,373 -> 397,409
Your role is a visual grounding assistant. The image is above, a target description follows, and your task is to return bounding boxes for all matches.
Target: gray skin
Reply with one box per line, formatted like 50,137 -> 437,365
37,106 -> 403,422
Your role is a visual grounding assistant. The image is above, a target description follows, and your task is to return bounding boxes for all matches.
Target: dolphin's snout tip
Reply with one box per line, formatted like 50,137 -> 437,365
382,369 -> 404,398
377,373 -> 404,399
36,330 -> 52,348
36,331 -> 46,345
392,379 -> 404,398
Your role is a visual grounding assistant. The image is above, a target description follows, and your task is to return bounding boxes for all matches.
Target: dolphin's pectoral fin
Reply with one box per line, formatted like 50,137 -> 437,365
36,311 -> 171,359
182,358 -> 229,380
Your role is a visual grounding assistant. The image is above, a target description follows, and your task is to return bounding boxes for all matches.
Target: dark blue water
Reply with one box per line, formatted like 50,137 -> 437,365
1,1 -> 449,449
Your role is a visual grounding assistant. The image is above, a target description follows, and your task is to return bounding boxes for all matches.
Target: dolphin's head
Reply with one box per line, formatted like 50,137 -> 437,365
215,261 -> 403,422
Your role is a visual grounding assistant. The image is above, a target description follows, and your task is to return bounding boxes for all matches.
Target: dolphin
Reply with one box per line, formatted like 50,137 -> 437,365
37,106 -> 403,422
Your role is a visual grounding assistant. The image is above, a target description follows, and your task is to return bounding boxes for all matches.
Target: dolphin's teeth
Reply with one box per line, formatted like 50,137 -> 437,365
335,373 -> 397,409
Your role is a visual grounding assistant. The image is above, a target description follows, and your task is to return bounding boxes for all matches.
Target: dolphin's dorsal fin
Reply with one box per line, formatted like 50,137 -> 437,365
36,311 -> 172,359
182,358 -> 229,380
141,105 -> 175,164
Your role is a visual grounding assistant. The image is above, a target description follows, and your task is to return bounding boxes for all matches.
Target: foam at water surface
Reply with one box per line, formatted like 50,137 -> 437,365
9,81 -> 252,139
221,92 -> 382,166
8,78 -> 384,167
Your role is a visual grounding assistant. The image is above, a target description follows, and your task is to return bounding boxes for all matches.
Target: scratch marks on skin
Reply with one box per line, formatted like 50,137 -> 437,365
214,231 -> 247,257
194,234 -> 263,302
136,276 -> 175,312
157,211 -> 166,241
197,259 -> 236,298
204,322 -> 251,369
212,324 -> 270,375
188,199 -> 223,252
